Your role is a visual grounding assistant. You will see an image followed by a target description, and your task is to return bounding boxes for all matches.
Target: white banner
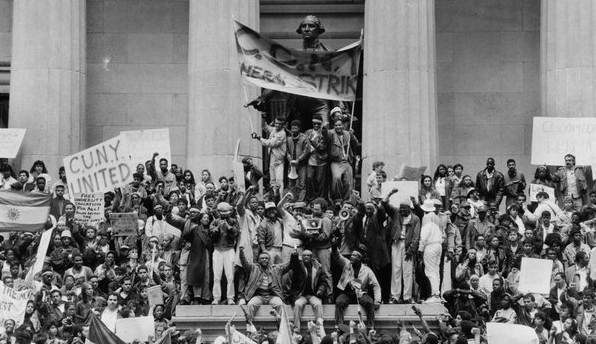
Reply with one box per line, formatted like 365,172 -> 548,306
0,129 -> 26,159
528,184 -> 555,202
0,281 -> 33,326
531,117 -> 596,165
74,193 -> 105,227
120,128 -> 171,167
381,181 -> 419,208
63,136 -> 134,197
486,323 -> 538,344
519,257 -> 552,294
115,316 -> 155,342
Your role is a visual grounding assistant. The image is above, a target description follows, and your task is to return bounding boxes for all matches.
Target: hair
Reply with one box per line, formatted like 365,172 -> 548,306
458,175 -> 474,187
290,120 -> 302,128
372,161 -> 385,170
183,170 -> 196,184
433,164 -> 448,181
576,250 -> 588,264
132,173 -> 143,180
454,163 -> 464,171
420,174 -> 433,187
565,153 -> 576,162
29,160 -> 48,174
218,176 -> 228,183
534,166 -> 553,181
310,197 -> 328,211
536,191 -> 549,199
158,158 -> 168,165
506,158 -> 516,165
18,170 -> 29,178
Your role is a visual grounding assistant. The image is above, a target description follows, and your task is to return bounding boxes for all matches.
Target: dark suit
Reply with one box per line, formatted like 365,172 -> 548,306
475,168 -> 505,207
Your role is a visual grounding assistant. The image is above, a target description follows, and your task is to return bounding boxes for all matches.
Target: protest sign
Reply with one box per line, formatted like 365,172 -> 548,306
164,222 -> 181,238
395,165 -> 427,181
25,228 -> 53,281
0,281 -> 33,326
234,21 -> 361,102
115,316 -> 155,342
233,161 -> 246,193
63,136 -> 134,197
486,323 -> 538,344
519,257 -> 552,294
74,193 -> 104,227
381,181 -> 419,208
147,285 -> 164,308
120,128 -> 171,167
0,129 -> 26,158
109,212 -> 138,237
531,117 -> 596,165
529,184 -> 556,202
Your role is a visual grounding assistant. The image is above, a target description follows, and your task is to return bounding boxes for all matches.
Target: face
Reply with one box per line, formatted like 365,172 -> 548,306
136,164 -> 145,174
463,175 -> 472,186
300,20 -> 319,38
107,295 -> 118,309
554,274 -> 565,287
509,207 -> 518,217
486,158 -> 495,170
36,178 -> 46,190
312,203 -> 323,217
220,179 -> 229,190
492,279 -> 502,290
18,172 -> 27,183
65,204 -> 75,216
447,167 -> 454,176
123,279 -> 132,291
105,253 -> 115,265
274,119 -> 284,130
302,250 -> 313,264
399,205 -> 411,217
476,236 -> 485,247
312,120 -> 322,131
565,155 -> 575,168
333,120 -> 343,133
422,176 -> 432,188
74,256 -> 83,267
164,265 -> 172,277
517,195 -> 526,206
290,125 -> 300,136
507,161 -> 516,170
4,320 -> 14,333
438,166 -> 447,176
159,160 -> 168,172
349,252 -> 362,265
470,278 -> 479,289
56,187 -> 65,197
258,254 -> 270,267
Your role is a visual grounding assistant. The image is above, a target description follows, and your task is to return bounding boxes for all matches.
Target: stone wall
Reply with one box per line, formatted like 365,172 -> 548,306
0,0 -> 10,63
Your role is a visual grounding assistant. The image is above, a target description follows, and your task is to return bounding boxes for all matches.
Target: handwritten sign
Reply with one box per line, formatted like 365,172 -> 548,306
381,181 -> 419,208
0,129 -> 26,158
519,257 -> 552,294
109,212 -> 138,237
0,281 -> 33,326
63,136 -> 134,197
115,316 -> 155,342
532,117 -> 596,165
74,193 -> 104,227
120,128 -> 171,167
147,285 -> 164,308
529,184 -> 555,202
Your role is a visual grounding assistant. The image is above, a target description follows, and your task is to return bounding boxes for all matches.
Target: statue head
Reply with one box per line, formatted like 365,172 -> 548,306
296,15 -> 325,38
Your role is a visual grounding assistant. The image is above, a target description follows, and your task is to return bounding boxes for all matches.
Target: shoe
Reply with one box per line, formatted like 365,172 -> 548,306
211,299 -> 219,305
423,296 -> 441,303
389,298 -> 399,304
227,299 -> 235,305
237,298 -> 246,305
403,299 -> 413,304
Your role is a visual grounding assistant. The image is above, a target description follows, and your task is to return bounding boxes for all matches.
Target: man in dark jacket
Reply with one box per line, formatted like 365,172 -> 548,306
475,157 -> 505,207
286,120 -> 310,201
288,249 -> 326,331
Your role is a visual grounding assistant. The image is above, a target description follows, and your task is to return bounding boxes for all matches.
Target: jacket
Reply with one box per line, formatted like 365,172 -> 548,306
327,130 -> 358,163
287,259 -> 326,302
286,133 -> 310,165
305,129 -> 328,166
332,248 -> 381,303
475,169 -> 505,206
353,203 -> 390,270
260,126 -> 287,163
382,201 -> 420,256
239,248 -> 294,300
554,166 -> 588,201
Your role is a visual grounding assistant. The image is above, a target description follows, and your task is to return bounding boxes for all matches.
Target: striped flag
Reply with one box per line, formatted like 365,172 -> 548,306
0,191 -> 50,232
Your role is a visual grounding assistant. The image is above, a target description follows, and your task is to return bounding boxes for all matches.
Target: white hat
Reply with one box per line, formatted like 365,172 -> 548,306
420,199 -> 436,212
264,202 -> 276,210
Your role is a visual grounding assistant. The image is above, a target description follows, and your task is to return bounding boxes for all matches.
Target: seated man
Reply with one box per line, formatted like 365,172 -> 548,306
287,249 -> 326,331
238,247 -> 296,323
332,245 -> 381,327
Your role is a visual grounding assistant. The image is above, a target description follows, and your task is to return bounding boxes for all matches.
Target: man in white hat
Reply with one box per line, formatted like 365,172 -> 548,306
256,201 -> 284,264
418,199 -> 444,303
210,202 -> 240,305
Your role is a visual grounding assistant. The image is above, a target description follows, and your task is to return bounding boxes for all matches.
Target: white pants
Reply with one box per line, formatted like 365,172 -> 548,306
391,241 -> 413,300
269,160 -> 284,194
212,248 -> 236,300
423,243 -> 442,296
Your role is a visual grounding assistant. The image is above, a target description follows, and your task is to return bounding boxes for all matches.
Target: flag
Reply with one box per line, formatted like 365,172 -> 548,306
275,308 -> 293,344
25,228 -> 54,281
0,191 -> 50,232
88,313 -> 127,344
234,20 -> 362,102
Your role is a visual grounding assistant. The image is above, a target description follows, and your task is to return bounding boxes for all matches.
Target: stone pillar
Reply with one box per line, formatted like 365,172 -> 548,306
541,0 -> 596,117
9,0 -> 86,175
362,0 -> 438,189
187,0 -> 261,180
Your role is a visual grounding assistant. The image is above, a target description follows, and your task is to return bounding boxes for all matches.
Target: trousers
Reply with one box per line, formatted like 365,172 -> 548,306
391,241 -> 413,301
212,248 -> 236,301
423,243 -> 442,296
293,295 -> 323,330
330,161 -> 353,201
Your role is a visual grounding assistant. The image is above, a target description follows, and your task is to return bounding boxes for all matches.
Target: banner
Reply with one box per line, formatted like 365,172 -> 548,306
395,165 -> 427,181
486,323 -> 538,344
234,21 -> 361,102
529,184 -> 555,202
519,257 -> 552,294
74,193 -> 105,227
531,117 -> 596,165
381,181 -> 419,208
0,281 -> 33,326
120,128 -> 171,167
115,316 -> 155,343
0,129 -> 26,158
64,136 -> 134,197
0,191 -> 50,232
26,228 -> 53,281
109,212 -> 138,237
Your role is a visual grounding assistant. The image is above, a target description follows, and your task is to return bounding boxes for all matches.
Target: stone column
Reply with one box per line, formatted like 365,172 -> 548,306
541,0 -> 596,117
362,0 -> 438,189
187,0 -> 261,180
9,0 -> 86,175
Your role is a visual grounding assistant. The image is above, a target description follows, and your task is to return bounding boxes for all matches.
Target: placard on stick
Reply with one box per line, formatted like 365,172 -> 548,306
518,257 -> 552,294
381,181 -> 419,207
109,212 -> 138,237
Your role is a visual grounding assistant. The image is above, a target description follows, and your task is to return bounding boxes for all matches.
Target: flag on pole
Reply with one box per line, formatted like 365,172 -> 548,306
0,191 -> 50,232
275,308 -> 294,344
88,313 -> 127,344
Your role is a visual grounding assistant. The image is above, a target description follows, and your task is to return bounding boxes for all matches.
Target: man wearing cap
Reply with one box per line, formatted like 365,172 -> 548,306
305,115 -> 329,201
475,158 -> 505,208
278,194 -> 304,263
453,201 -> 474,250
286,120 -> 309,202
252,117 -> 287,195
49,184 -> 68,219
382,188 -> 420,304
257,202 -> 284,264
210,202 -> 240,304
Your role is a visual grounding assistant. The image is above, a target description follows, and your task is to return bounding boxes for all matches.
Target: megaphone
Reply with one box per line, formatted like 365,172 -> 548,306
288,164 -> 298,180
339,209 -> 350,221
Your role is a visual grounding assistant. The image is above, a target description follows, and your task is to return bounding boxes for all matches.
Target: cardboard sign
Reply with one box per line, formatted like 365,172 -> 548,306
109,212 -> 138,237
164,222 -> 181,238
529,184 -> 556,202
74,193 -> 104,227
0,281 -> 33,326
381,181 -> 419,207
487,323 -> 538,344
147,285 -> 164,308
115,316 -> 155,342
519,257 -> 552,294
0,129 -> 26,158
64,136 -> 134,197
120,128 -> 171,167
395,165 -> 427,181
531,117 -> 596,165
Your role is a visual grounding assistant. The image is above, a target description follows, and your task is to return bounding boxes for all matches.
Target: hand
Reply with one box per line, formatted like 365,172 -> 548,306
405,252 -> 413,261
290,160 -> 297,165
411,305 -> 422,317
390,188 -> 399,195
471,328 -> 480,335
446,251 -> 454,261
251,132 -> 260,140
153,152 -> 159,158
410,196 -> 417,204
374,302 -> 381,311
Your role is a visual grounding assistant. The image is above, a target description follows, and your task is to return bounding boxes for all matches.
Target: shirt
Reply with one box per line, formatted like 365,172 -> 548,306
566,168 -> 578,197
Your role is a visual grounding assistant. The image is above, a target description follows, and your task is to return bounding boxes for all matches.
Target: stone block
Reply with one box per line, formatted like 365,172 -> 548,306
87,33 -> 128,64
171,1 -> 189,34
86,93 -> 128,126
436,33 -> 453,64
86,126 -> 104,146
172,94 -> 188,124
0,33 -> 11,60
436,0 -> 522,33
87,0 -> 104,33
0,0 -> 11,32
173,34 -> 188,64
125,94 -> 174,125
169,126 -> 187,156
499,125 -> 526,155
522,0 -> 540,31
127,33 -> 174,64
126,0 -> 175,33
103,0 -> 129,33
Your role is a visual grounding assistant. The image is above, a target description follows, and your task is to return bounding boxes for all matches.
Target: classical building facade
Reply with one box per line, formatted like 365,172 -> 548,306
0,0 -> 590,190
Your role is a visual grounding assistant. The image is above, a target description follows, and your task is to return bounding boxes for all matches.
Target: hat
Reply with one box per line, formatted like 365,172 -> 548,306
61,229 -> 72,238
41,269 -> 53,277
421,199 -> 436,212
216,202 -> 233,213
120,244 -> 130,250
330,107 -> 343,116
399,200 -> 411,208
264,202 -> 276,210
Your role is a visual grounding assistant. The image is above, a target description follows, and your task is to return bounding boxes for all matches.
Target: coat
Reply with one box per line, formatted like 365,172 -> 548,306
554,166 -> 589,203
239,248 -> 294,300
475,169 -> 505,206
353,204 -> 390,270
332,248 -> 381,303
168,215 -> 212,287
382,201 -> 420,256
286,259 -> 326,303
